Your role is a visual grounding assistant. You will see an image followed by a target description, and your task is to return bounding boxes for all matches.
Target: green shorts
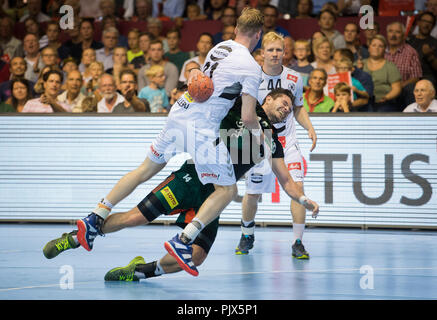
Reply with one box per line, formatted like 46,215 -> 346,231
137,162 -> 218,253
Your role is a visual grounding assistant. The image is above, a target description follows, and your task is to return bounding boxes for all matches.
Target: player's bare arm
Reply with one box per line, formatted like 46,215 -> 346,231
294,106 -> 317,152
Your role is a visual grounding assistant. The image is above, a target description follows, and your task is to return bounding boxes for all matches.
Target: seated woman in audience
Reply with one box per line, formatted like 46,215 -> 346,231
22,69 -> 71,113
0,79 -> 33,113
311,36 -> 336,74
79,48 -> 97,81
362,35 -> 402,112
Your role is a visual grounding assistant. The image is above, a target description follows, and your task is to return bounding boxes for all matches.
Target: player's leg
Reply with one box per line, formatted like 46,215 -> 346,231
76,148 -> 167,252
235,193 -> 259,254
290,181 -> 310,259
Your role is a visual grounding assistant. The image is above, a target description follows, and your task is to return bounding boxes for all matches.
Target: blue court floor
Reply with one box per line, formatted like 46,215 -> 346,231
0,223 -> 436,300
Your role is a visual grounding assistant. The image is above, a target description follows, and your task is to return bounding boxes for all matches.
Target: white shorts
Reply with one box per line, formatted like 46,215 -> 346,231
147,114 -> 236,186
245,142 -> 304,194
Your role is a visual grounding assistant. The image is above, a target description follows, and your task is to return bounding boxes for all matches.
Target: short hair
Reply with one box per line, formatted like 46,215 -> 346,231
344,22 -> 359,33
89,61 -> 104,70
198,32 -> 214,43
295,39 -> 311,50
119,68 -> 137,83
236,7 -> 264,36
147,17 -> 162,28
102,26 -> 119,37
261,31 -> 284,49
334,82 -> 351,95
418,11 -> 436,26
386,21 -> 405,34
138,31 -> 155,40
166,27 -> 181,39
145,64 -> 164,78
45,20 -> 60,30
79,18 -> 95,30
334,48 -> 354,63
43,69 -> 64,83
298,0 -> 313,14
149,39 -> 163,48
336,58 -> 353,69
252,48 -> 263,57
262,4 -> 279,16
369,34 -> 387,48
318,9 -> 337,21
309,68 -> 328,81
264,88 -> 294,104
312,36 -> 334,55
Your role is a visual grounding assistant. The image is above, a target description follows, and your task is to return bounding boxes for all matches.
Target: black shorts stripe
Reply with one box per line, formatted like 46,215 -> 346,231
137,193 -> 166,222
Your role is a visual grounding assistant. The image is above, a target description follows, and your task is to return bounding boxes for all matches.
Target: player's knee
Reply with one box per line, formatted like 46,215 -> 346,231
192,245 -> 208,266
245,193 -> 261,203
218,184 -> 238,200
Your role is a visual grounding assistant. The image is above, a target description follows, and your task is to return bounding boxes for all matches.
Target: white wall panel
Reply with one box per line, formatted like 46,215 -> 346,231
0,115 -> 435,228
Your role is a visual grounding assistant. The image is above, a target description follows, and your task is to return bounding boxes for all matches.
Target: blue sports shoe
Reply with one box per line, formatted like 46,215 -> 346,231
164,234 -> 198,277
76,213 -> 104,251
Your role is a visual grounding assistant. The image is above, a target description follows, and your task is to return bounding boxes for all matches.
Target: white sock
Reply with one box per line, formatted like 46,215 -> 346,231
181,218 -> 205,244
241,219 -> 255,235
293,223 -> 305,243
93,198 -> 114,220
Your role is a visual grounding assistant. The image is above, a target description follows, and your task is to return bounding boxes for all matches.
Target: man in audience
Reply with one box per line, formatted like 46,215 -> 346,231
179,33 -> 214,83
133,0 -> 152,22
385,21 -> 422,106
413,0 -> 437,38
253,4 -> 290,51
40,47 -> 60,69
213,6 -> 237,44
23,33 -> 44,83
113,69 -> 150,113
343,22 -> 369,62
19,0 -> 51,23
97,73 -> 125,113
96,27 -> 119,72
408,11 -> 437,88
303,68 -> 334,112
22,69 -> 71,113
403,79 -> 437,112
0,17 -> 24,61
57,70 -> 86,113
318,9 -> 346,49
163,28 -> 190,75
70,19 -> 104,64
130,32 -> 154,71
138,39 -> 178,97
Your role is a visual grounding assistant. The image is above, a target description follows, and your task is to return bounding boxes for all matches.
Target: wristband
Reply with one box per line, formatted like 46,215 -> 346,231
299,195 -> 309,205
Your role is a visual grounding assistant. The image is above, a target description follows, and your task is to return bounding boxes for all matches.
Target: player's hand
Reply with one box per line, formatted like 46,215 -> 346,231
308,128 -> 317,152
302,198 -> 319,218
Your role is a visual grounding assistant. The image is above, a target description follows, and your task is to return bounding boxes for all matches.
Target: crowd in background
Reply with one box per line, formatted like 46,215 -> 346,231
0,0 -> 436,113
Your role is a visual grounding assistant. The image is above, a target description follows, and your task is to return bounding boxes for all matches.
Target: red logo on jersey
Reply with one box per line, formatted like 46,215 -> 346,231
288,162 -> 302,171
287,74 -> 298,82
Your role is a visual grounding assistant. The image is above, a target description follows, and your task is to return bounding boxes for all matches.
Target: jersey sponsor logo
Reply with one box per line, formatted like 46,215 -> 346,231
160,186 -> 179,209
150,145 -> 163,158
201,172 -> 219,180
288,162 -> 302,171
250,173 -> 263,184
287,74 -> 298,82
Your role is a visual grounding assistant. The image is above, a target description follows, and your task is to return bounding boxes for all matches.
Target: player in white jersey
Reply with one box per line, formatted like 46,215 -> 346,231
235,32 -> 318,258
74,8 -> 265,277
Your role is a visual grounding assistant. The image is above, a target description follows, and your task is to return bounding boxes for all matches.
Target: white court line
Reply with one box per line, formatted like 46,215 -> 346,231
1,266 -> 437,292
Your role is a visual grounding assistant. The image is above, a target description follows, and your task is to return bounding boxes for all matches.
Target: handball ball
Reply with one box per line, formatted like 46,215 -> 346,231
188,72 -> 214,102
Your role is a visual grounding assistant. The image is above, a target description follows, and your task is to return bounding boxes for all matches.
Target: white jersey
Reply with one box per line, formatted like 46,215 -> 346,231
169,40 -> 262,133
257,66 -> 304,149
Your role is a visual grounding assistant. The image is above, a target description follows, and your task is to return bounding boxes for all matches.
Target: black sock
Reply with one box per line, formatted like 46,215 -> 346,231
135,261 -> 163,279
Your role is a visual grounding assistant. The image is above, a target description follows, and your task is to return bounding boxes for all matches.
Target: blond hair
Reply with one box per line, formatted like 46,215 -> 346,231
89,61 -> 104,70
236,7 -> 264,36
336,58 -> 353,69
145,64 -> 164,78
312,36 -> 334,56
334,82 -> 351,95
295,39 -> 310,50
261,31 -> 284,49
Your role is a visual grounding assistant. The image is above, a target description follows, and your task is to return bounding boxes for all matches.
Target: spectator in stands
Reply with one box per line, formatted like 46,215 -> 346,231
138,64 -> 169,112
403,79 -> 437,112
83,61 -> 104,98
22,69 -> 71,113
79,0 -> 102,18
40,47 -> 59,69
81,96 -> 98,112
79,48 -> 97,81
213,6 -> 237,44
59,16 -> 82,62
254,4 -> 290,51
70,19 -> 104,64
61,58 -> 79,88
317,9 -> 346,49
19,0 -> 51,23
0,57 -> 35,102
205,0 -> 228,20
164,28 -> 190,75
407,11 -> 437,88
152,0 -> 185,18
343,23 -> 369,63
333,48 -> 374,110
334,58 -> 369,110
64,0 -> 81,19
363,35 -> 402,112
99,0 -> 117,20
97,73 -> 125,112
252,49 -> 264,66
363,21 -> 379,50
107,46 -> 129,87
179,32 -> 213,83
291,39 -> 314,86
42,21 -> 71,62
96,27 -> 119,71
127,29 -> 143,63
337,0 -> 362,16
23,34 -> 44,83
0,78 -> 33,113
413,0 -> 437,38
177,60 -> 200,87
309,30 -> 326,62
385,21 -> 422,107
294,0 -> 314,18
311,36 -> 336,74
304,68 -> 334,112
283,36 -> 297,68
185,2 -> 207,21
114,68 -> 150,113
130,32 -> 154,71
138,39 -> 178,96
331,82 -> 351,113
57,70 -> 86,113
101,15 -> 128,48
0,17 -> 24,60
147,17 -> 168,52
133,0 -> 152,22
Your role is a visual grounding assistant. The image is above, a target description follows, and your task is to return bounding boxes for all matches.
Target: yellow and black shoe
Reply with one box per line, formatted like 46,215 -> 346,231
292,239 -> 309,259
104,256 -> 146,282
235,234 -> 255,255
43,231 -> 80,259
